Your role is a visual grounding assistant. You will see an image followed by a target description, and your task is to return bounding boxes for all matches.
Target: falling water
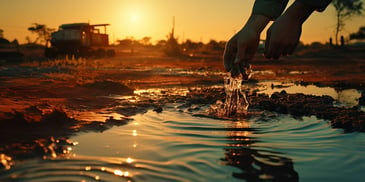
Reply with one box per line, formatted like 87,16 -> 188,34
210,64 -> 252,119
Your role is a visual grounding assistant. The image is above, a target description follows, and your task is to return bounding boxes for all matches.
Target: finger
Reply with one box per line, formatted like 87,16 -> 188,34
230,63 -> 241,78
266,38 -> 283,60
223,42 -> 237,72
231,45 -> 248,77
223,51 -> 235,71
235,45 -> 246,64
287,43 -> 297,55
245,45 -> 257,60
266,41 -> 277,60
281,46 -> 289,56
239,61 -> 248,75
264,28 -> 271,59
272,45 -> 284,60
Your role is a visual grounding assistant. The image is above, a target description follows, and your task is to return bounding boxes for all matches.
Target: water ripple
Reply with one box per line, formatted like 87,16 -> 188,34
0,156 -> 135,182
2,108 -> 365,181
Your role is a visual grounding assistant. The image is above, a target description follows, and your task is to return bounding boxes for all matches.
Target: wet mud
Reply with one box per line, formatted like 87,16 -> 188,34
182,87 -> 365,132
250,91 -> 365,132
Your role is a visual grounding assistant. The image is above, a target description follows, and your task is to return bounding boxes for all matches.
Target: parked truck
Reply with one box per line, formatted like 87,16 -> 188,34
46,23 -> 115,58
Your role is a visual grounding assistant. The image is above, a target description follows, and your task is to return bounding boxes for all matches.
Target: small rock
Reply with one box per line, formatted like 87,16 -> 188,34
153,106 -> 163,113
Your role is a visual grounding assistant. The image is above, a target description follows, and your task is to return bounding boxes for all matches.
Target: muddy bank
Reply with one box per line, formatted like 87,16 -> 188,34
188,87 -> 365,132
0,107 -> 131,160
0,79 -> 167,161
249,91 -> 365,132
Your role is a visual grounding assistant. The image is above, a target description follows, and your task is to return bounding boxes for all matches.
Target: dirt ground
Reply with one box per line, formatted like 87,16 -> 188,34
1,46 -> 364,116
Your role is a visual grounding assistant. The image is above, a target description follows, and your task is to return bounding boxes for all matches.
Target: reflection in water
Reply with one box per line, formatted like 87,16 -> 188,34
0,154 -> 13,170
222,120 -> 299,181
0,137 -> 136,181
208,75 -> 299,181
3,106 -> 365,181
114,169 -> 130,177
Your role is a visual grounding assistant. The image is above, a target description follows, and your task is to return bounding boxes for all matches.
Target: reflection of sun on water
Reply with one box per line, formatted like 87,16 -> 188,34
114,169 -> 129,177
112,157 -> 134,177
126,157 -> 134,163
227,121 -> 252,147
132,130 -> 137,136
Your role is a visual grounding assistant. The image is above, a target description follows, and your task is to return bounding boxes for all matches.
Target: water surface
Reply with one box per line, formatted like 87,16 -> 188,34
2,105 -> 365,181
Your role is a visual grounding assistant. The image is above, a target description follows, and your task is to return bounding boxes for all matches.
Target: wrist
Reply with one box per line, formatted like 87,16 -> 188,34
283,1 -> 315,24
244,14 -> 270,33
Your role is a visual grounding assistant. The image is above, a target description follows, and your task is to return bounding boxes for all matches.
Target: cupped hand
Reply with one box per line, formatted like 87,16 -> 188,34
264,1 -> 315,60
223,27 -> 260,77
223,15 -> 270,77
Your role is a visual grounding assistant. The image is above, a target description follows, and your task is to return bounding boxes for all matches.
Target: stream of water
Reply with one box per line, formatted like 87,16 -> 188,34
209,75 -> 249,119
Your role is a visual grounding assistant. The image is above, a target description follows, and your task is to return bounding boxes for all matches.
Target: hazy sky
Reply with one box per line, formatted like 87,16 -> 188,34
1,0 -> 364,44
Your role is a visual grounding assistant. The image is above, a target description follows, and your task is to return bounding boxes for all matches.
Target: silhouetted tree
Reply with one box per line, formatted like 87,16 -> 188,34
117,38 -> 134,47
204,39 -> 226,52
117,37 -> 139,54
140,37 -> 152,46
181,39 -> 200,52
0,37 -> 10,48
164,32 -> 181,56
350,26 -> 365,40
11,39 -> 19,45
27,23 -> 55,47
155,39 -> 167,48
331,0 -> 363,45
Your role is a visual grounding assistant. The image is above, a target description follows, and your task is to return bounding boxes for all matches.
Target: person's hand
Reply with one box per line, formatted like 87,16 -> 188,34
264,1 -> 315,60
264,14 -> 302,59
224,27 -> 260,77
224,15 -> 270,77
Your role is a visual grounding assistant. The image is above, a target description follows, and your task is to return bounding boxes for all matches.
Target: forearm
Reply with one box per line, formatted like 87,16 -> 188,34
243,14 -> 271,33
252,0 -> 289,20
281,1 -> 316,24
296,0 -> 332,12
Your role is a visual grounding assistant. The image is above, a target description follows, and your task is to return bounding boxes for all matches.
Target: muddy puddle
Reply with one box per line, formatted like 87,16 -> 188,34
1,59 -> 365,181
2,104 -> 365,181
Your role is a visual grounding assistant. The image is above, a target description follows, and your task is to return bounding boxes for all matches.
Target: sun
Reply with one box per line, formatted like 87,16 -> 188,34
130,13 -> 138,23
115,3 -> 151,38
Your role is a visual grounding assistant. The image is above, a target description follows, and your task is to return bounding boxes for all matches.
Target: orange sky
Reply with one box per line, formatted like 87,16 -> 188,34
1,0 -> 364,44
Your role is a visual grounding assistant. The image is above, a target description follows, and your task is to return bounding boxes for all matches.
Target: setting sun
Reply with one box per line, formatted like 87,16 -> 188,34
129,13 -> 139,23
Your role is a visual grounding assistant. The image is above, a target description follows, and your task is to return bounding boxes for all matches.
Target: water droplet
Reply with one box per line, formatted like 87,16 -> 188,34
209,72 -> 250,119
